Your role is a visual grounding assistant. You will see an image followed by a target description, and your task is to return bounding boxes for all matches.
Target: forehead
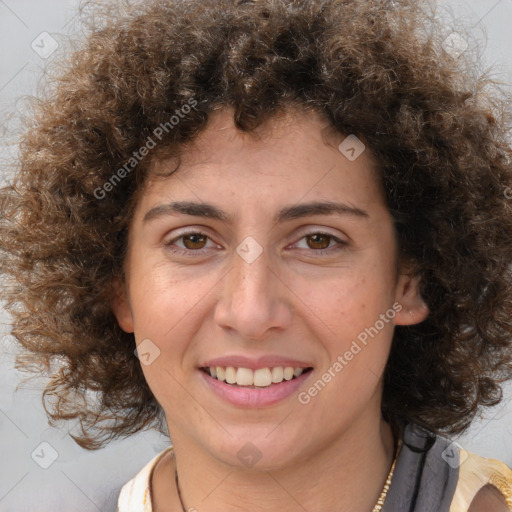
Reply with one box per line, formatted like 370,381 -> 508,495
136,107 -> 385,220
154,107 -> 376,171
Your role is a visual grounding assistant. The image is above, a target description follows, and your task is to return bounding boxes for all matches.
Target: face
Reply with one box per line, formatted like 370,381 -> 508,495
113,107 -> 428,469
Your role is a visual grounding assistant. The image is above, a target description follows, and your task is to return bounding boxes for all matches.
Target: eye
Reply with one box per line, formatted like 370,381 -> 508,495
164,230 -> 219,255
178,233 -> 208,250
163,230 -> 347,257
293,232 -> 347,254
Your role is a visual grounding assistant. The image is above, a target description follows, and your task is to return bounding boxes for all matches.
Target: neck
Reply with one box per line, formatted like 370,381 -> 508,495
161,414 -> 396,512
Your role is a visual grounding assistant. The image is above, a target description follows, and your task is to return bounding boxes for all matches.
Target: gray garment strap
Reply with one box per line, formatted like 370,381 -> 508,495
382,423 -> 460,512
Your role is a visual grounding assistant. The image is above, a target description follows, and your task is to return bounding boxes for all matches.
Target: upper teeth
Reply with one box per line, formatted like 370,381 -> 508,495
208,366 -> 305,387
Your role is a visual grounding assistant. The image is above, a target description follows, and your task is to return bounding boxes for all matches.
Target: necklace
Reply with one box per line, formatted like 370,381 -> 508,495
372,438 -> 401,512
174,439 -> 401,512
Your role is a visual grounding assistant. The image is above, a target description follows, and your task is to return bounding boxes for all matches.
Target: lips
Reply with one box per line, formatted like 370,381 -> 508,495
199,365 -> 314,407
197,354 -> 314,407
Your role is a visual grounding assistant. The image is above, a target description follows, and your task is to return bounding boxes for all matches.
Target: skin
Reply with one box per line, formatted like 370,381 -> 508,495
112,107 -> 430,512
468,485 -> 509,512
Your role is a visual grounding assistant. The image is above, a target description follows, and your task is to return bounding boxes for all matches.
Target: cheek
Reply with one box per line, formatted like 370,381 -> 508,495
130,270 -> 199,401
309,285 -> 395,406
129,258 -> 205,333
299,265 -> 396,383
128,260 -> 218,388
302,266 -> 395,334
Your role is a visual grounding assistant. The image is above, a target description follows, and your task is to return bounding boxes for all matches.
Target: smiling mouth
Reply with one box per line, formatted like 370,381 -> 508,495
200,366 -> 314,388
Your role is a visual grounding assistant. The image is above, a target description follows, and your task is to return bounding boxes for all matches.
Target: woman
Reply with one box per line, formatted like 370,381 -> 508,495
1,0 -> 511,510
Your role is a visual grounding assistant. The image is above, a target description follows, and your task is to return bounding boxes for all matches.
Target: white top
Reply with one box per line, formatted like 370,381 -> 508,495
117,447 -> 512,512
117,448 -> 171,512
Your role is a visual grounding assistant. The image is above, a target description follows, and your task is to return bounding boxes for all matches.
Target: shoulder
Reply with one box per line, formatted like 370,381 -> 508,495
117,447 -> 173,512
451,448 -> 512,512
468,484 -> 509,511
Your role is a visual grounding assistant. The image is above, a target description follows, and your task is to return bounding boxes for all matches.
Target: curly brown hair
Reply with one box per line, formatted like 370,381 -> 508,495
1,0 -> 512,450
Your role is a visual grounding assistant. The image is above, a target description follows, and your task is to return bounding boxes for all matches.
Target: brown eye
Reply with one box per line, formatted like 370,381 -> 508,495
305,233 -> 333,250
181,233 -> 208,249
164,230 -> 221,257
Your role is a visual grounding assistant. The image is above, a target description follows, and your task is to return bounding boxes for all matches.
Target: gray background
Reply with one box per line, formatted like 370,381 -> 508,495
1,1 -> 512,511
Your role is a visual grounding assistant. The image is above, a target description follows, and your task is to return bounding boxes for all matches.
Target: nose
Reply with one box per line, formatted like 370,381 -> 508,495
213,244 -> 293,340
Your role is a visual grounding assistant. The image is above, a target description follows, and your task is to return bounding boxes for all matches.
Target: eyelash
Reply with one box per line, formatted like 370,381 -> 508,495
163,230 -> 347,256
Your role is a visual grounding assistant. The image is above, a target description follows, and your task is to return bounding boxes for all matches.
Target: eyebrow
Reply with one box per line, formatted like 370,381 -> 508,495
143,200 -> 369,225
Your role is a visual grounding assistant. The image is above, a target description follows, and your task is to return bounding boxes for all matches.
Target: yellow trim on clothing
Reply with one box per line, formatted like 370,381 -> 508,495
118,445 -> 512,511
450,449 -> 512,512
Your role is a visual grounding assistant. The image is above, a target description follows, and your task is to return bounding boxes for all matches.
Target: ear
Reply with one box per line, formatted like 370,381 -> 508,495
111,277 -> 134,333
393,272 -> 429,326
